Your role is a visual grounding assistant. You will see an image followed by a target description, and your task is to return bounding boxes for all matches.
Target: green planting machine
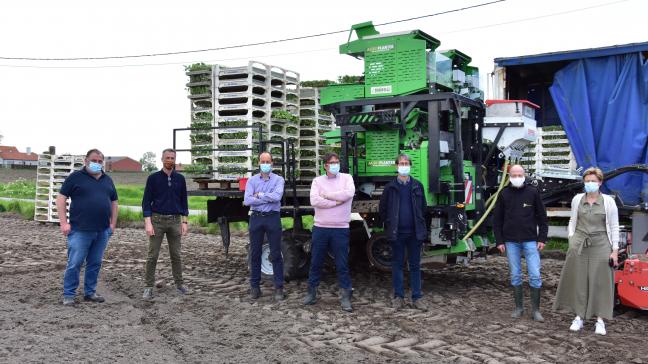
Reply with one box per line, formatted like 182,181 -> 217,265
178,21 -> 538,278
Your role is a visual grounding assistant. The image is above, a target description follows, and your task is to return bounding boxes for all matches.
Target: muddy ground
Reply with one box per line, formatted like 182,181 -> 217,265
1,214 -> 647,363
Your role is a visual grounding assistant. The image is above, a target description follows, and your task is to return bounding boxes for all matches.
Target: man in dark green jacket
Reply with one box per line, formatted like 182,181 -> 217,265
379,154 -> 428,311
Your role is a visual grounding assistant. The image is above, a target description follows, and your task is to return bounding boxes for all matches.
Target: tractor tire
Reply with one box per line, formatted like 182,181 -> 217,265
246,229 -> 311,282
281,229 -> 311,281
246,241 -> 276,280
366,232 -> 392,272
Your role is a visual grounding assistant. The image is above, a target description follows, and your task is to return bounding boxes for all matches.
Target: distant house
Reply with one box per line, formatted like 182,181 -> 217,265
0,146 -> 38,167
105,156 -> 142,172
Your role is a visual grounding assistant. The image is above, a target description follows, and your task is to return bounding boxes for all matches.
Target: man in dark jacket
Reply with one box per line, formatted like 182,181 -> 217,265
379,154 -> 428,311
493,164 -> 548,321
141,148 -> 190,300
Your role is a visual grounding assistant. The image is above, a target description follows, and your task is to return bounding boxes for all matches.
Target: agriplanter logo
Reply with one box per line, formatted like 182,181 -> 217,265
366,44 -> 395,53
368,160 -> 395,167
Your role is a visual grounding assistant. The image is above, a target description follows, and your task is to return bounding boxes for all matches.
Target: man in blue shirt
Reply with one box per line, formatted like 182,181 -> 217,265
243,152 -> 285,301
141,148 -> 190,300
56,149 -> 118,306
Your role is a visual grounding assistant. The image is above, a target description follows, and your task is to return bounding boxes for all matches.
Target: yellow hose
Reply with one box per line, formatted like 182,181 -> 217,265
462,159 -> 509,241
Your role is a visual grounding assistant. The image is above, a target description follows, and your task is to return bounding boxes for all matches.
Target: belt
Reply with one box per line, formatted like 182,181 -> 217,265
573,231 -> 607,255
152,213 -> 180,219
250,211 -> 279,217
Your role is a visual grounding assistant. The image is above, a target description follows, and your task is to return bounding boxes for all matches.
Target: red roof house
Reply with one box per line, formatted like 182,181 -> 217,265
0,146 -> 38,166
105,156 -> 142,172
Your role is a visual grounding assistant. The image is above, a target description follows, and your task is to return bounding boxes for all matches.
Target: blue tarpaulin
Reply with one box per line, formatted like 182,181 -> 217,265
549,52 -> 648,204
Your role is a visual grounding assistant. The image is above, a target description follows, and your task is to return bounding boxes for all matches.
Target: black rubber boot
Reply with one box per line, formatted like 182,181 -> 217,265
250,286 -> 261,300
274,288 -> 286,301
511,285 -> 524,319
340,288 -> 353,312
303,286 -> 317,305
530,287 -> 544,322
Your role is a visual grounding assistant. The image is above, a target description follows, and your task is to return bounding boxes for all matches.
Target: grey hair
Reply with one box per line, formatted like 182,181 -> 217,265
395,153 -> 412,166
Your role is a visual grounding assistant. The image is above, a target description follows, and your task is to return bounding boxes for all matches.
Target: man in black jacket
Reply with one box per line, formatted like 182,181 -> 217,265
493,164 -> 548,322
379,154 -> 428,311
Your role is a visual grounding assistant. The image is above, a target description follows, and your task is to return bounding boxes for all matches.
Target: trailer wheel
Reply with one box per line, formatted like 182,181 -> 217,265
246,241 -> 277,279
366,232 -> 392,272
282,229 -> 311,281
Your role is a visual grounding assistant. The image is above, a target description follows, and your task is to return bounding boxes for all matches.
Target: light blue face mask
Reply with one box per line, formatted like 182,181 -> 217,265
328,163 -> 340,175
88,162 -> 103,174
398,165 -> 411,176
584,181 -> 600,193
260,163 -> 272,174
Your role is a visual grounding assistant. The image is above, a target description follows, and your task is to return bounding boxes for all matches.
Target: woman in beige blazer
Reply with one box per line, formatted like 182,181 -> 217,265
553,167 -> 619,335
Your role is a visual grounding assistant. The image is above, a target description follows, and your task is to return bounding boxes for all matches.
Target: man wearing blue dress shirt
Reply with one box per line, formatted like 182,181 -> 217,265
243,152 -> 285,301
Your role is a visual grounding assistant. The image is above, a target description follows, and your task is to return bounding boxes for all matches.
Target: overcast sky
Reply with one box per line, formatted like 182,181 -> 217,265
0,0 -> 645,166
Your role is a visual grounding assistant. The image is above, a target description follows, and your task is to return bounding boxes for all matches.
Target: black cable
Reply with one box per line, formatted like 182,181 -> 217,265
0,0 -> 505,61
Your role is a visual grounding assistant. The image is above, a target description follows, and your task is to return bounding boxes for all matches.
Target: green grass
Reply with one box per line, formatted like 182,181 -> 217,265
0,200 -> 35,219
545,237 -> 568,252
0,179 -> 35,199
0,182 -> 212,210
115,185 -> 212,210
1,181 -> 315,234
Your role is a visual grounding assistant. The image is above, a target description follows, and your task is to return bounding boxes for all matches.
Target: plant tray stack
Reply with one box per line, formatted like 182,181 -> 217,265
186,63 -> 215,179
521,126 -> 579,179
212,61 -> 271,181
34,154 -> 84,223
264,66 -> 300,176
186,61 -> 300,183
298,87 -> 335,179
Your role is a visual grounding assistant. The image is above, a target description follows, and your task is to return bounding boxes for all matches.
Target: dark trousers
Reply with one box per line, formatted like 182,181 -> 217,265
144,214 -> 183,287
249,213 -> 284,288
308,226 -> 352,289
391,233 -> 423,300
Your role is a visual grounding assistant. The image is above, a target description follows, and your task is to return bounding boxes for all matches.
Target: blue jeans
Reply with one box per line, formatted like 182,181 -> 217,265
249,214 -> 284,288
391,233 -> 423,300
308,226 -> 352,290
505,241 -> 542,288
63,228 -> 112,297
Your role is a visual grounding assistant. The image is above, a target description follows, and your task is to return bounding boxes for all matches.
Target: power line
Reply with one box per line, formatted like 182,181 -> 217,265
0,48 -> 337,69
0,0 -> 506,62
439,0 -> 630,35
0,0 -> 631,69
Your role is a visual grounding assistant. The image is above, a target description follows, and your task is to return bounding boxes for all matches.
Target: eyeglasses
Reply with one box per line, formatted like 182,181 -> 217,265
168,176 -> 172,187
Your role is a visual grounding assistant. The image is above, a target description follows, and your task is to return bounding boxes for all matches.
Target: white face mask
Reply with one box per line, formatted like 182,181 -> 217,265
510,176 -> 525,188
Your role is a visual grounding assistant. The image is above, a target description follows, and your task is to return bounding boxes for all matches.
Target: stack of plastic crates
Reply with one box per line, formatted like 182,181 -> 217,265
34,154 -> 84,223
212,61 -> 272,181
186,63 -> 215,179
183,61 -> 300,183
298,87 -> 335,179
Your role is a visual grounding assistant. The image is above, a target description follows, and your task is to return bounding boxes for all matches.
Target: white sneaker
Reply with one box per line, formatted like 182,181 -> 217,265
569,318 -> 583,331
595,320 -> 606,335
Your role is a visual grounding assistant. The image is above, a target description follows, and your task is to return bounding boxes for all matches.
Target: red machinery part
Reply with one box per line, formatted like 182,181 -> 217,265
615,258 -> 648,310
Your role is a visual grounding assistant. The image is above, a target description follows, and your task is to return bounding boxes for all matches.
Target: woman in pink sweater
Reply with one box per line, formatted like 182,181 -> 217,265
303,152 -> 355,312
